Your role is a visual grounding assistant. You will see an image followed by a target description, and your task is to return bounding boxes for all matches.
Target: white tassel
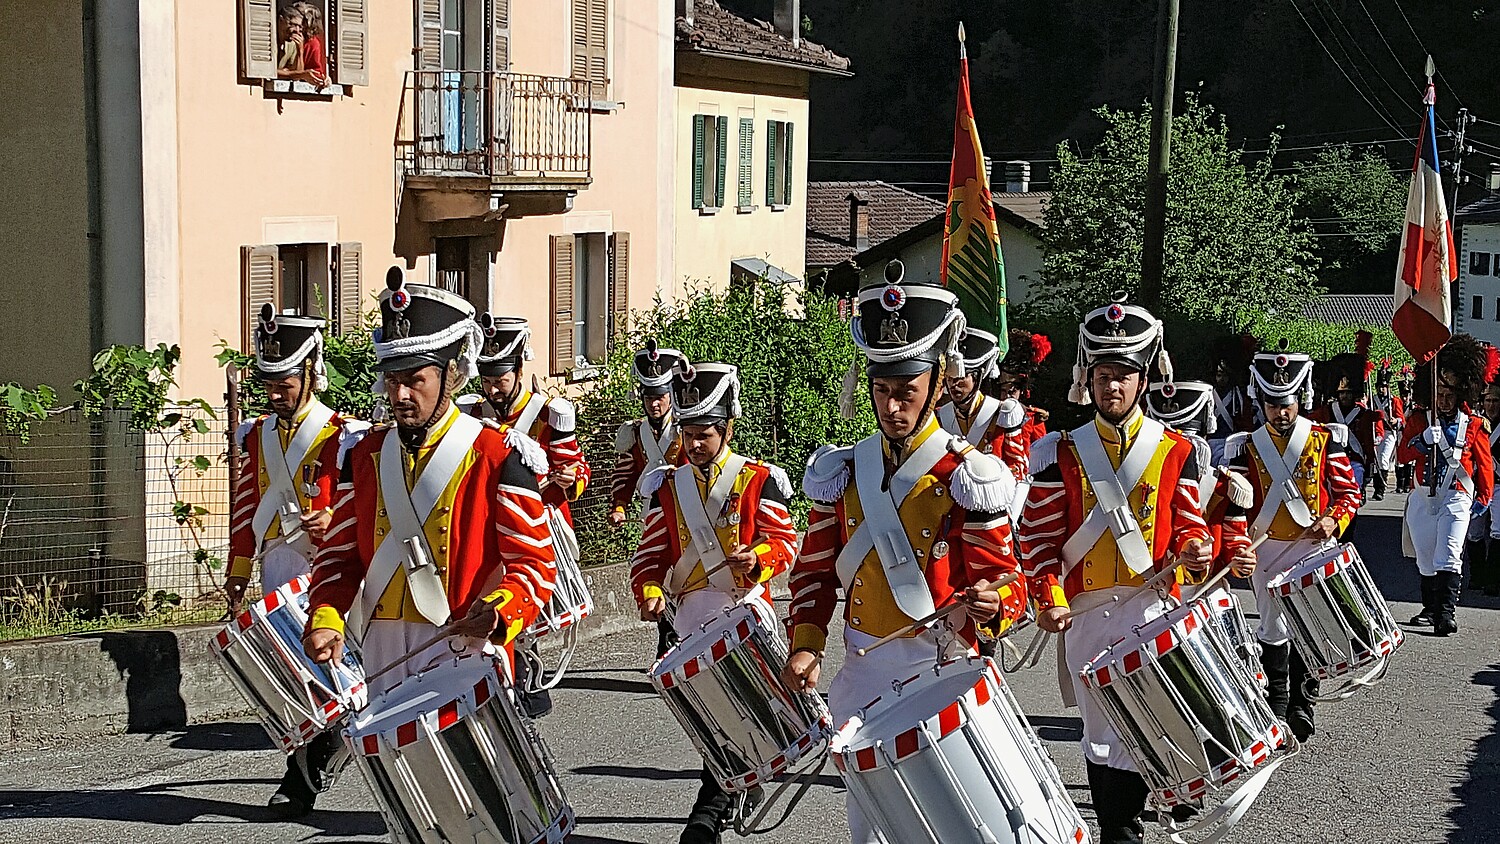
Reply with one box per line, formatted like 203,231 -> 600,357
1029,431 -> 1062,473
949,450 -> 1017,513
1157,347 -> 1174,385
639,465 -> 672,498
838,360 -> 861,420
802,444 -> 854,502
1220,468 -> 1255,509
504,427 -> 550,476
1068,364 -> 1089,405
764,463 -> 794,498
337,419 -> 372,469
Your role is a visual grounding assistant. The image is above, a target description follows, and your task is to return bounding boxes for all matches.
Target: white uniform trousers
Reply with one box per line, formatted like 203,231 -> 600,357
669,585 -> 771,639
1464,487 -> 1500,542
1406,487 -> 1473,576
1249,537 -> 1325,646
359,619 -> 497,699
261,540 -> 313,595
1060,587 -> 1172,771
1376,432 -> 1398,472
831,627 -> 971,844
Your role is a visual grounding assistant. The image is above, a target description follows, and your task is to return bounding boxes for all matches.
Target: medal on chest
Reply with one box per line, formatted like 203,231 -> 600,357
716,491 -> 742,528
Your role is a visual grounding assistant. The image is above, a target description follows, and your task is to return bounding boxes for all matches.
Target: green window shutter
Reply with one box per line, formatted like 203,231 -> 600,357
716,117 -> 728,209
691,114 -> 705,209
738,118 -> 754,208
765,120 -> 778,205
783,121 -> 794,204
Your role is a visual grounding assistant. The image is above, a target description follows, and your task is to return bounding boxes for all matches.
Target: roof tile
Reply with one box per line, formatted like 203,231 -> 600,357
676,0 -> 852,73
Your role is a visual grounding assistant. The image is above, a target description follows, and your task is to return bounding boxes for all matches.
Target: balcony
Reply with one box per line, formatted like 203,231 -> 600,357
395,71 -> 593,248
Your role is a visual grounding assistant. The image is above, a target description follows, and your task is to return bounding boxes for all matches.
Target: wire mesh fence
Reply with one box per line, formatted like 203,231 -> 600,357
0,406 -> 231,640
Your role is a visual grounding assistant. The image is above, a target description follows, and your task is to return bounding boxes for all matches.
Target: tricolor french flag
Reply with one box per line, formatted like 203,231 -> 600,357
1392,80 -> 1458,364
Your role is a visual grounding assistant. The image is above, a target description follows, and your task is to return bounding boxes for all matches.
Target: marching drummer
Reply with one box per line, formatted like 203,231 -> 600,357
628,360 -> 798,844
1401,334 -> 1495,638
612,341 -> 689,659
939,325 -> 1049,501
994,327 -> 1054,457
302,269 -> 557,702
1370,363 -> 1403,500
224,305 -> 368,817
1021,296 -> 1227,844
1464,379 -> 1500,598
1224,341 -> 1361,742
1207,334 -> 1259,465
782,273 -> 1027,844
458,313 -> 591,525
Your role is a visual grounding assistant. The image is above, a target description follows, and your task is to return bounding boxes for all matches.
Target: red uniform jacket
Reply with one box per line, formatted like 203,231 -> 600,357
306,417 -> 557,648
1226,420 -> 1362,540
1309,402 -> 1384,469
1403,407 -> 1495,505
628,455 -> 798,604
465,390 -> 591,521
610,417 -> 685,514
1019,416 -> 1212,611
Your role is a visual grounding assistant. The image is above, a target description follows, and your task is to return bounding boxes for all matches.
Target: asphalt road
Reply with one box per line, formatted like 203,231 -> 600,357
2,493 -> 1498,843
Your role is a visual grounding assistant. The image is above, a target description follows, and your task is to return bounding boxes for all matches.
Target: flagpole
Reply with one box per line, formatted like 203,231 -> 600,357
1426,56 -> 1442,496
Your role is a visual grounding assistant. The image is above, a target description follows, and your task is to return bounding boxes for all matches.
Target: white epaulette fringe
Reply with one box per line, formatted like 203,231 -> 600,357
1029,431 -> 1062,473
947,441 -> 1017,513
802,444 -> 854,502
504,427 -> 550,476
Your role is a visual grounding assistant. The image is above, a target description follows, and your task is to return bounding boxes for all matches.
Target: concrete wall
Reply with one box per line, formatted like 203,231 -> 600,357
672,55 -> 811,301
854,218 -> 1043,306
493,0 -> 672,378
1455,222 -> 1500,346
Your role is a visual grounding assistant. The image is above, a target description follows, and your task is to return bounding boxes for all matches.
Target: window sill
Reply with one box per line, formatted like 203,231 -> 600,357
698,205 -> 721,217
768,204 -> 789,212
263,79 -> 348,98
568,363 -> 603,382
736,205 -> 757,215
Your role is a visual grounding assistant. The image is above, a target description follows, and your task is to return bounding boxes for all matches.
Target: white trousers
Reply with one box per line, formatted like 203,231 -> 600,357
1376,432 -> 1398,472
669,586 -> 771,638
261,541 -> 312,595
831,627 -> 970,844
1250,538 -> 1325,646
1406,488 -> 1473,576
359,619 -> 497,699
1464,489 -> 1500,542
1061,587 -> 1172,771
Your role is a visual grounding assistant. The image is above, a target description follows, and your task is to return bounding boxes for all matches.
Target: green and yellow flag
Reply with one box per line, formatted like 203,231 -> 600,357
940,23 -> 1008,350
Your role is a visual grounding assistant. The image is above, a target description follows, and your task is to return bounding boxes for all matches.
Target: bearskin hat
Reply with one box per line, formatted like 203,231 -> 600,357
1414,334 -> 1495,408
1213,333 -> 1258,386
1318,352 -> 1368,400
998,328 -> 1052,378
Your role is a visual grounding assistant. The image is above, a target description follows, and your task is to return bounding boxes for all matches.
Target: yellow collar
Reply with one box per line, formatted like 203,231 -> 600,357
691,445 -> 732,483
882,415 -> 941,464
954,391 -> 985,419
1094,408 -> 1144,445
412,404 -> 460,452
276,399 -> 319,430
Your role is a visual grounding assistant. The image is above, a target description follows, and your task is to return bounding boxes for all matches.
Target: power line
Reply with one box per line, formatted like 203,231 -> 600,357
1388,0 -> 1468,109
1353,0 -> 1421,98
1286,0 -> 1409,136
1309,0 -> 1421,122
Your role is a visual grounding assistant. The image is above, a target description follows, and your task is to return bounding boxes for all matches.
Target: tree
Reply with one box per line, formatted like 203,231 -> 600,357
1292,144 -> 1406,294
1032,95 -> 1322,325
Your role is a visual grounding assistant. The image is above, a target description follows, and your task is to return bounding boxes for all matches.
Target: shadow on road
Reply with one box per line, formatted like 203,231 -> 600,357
556,673 -> 658,696
1027,714 -> 1083,743
0,780 -> 384,834
1448,664 -> 1500,843
571,764 -> 702,782
167,721 -> 274,752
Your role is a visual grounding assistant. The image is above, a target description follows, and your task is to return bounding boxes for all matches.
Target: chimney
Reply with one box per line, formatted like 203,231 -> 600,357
848,192 -> 870,251
1004,161 -> 1031,193
774,0 -> 801,46
677,0 -> 693,26
1489,164 -> 1500,197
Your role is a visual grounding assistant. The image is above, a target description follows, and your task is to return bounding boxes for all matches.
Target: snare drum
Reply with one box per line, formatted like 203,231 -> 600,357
1265,543 -> 1402,696
831,657 -> 1088,844
528,505 -> 592,639
1080,600 -> 1288,816
650,599 -> 831,794
212,574 -> 367,752
345,652 -> 574,844
1198,587 -> 1266,689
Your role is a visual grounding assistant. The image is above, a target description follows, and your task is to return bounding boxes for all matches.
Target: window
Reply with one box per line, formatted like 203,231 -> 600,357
550,232 -> 630,376
766,119 -> 794,207
1472,295 -> 1484,321
242,242 -> 363,347
737,118 -> 755,211
570,0 -> 609,101
238,0 -> 368,91
1471,251 -> 1492,276
436,237 -> 470,301
692,115 -> 728,212
1494,297 -> 1500,321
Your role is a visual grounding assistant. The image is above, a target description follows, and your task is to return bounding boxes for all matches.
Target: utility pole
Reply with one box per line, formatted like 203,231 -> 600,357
1139,0 -> 1179,313
1448,106 -> 1474,213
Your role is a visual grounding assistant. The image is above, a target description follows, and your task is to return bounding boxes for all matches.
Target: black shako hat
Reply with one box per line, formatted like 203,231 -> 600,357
374,266 -> 479,374
1145,379 -> 1217,436
956,326 -> 1002,381
1248,340 -> 1315,407
254,305 -> 327,388
1067,293 -> 1170,404
633,339 -> 687,397
672,361 -> 740,425
476,313 -> 532,377
851,260 -> 965,380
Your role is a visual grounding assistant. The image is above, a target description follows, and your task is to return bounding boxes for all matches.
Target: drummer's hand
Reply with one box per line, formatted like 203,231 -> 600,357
727,544 -> 760,578
303,628 -> 345,664
609,508 -> 627,528
961,580 -> 1002,623
301,508 -> 333,543
449,599 -> 502,640
783,649 -> 822,693
223,575 -> 249,615
552,465 -> 579,487
1229,544 -> 1258,579
1180,538 -> 1213,573
1038,606 -> 1072,634
1304,515 -> 1339,541
639,596 -> 666,622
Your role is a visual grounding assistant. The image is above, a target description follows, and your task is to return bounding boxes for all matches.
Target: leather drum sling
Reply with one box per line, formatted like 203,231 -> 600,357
252,400 -> 335,556
1059,419 -> 1165,578
667,454 -> 749,596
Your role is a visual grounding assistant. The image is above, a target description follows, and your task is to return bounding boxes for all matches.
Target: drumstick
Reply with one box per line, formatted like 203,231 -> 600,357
359,593 -> 506,686
1191,532 -> 1273,597
855,571 -> 1022,657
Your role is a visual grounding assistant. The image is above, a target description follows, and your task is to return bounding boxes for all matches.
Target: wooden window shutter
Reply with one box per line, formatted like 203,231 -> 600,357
490,0 -> 510,72
551,236 -> 576,376
241,245 -> 279,349
765,120 -> 779,205
737,118 -> 753,208
332,0 -> 369,86
691,115 -> 706,209
715,117 -> 728,210
418,0 -> 443,70
334,242 -> 363,335
783,121 -> 794,204
240,0 -> 277,81
571,0 -> 608,97
609,232 -> 630,344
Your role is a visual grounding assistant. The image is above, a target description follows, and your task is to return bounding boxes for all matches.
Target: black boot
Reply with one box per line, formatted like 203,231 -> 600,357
1434,571 -> 1460,636
657,617 -> 680,661
1372,465 -> 1386,500
1086,761 -> 1149,844
269,750 -> 317,817
512,647 -> 555,719
1260,641 -> 1291,721
1409,575 -> 1435,626
680,767 -> 732,844
1286,647 -> 1317,742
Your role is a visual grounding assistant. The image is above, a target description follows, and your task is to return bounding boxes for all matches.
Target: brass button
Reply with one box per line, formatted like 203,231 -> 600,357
921,529 -> 932,538
916,549 -> 925,558
438,526 -> 448,534
854,577 -> 863,587
435,566 -> 446,575
376,527 -> 386,536
851,617 -> 862,626
1085,578 -> 1094,586
442,506 -> 452,514
853,597 -> 863,605
847,518 -> 856,526
438,545 -> 447,554
375,603 -> 384,613
934,487 -> 945,497
378,508 -> 387,517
